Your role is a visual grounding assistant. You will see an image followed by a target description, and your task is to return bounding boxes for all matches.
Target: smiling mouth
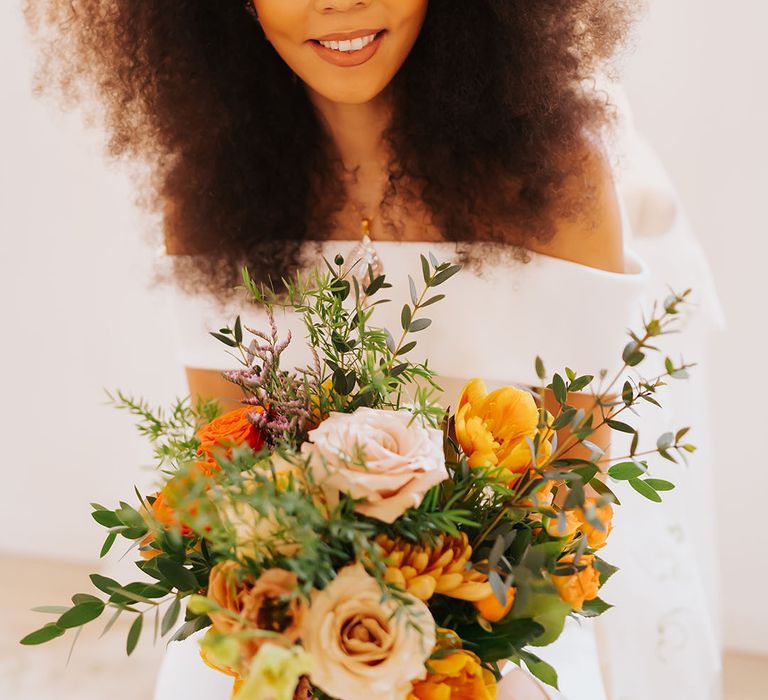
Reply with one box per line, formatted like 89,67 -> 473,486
311,30 -> 385,55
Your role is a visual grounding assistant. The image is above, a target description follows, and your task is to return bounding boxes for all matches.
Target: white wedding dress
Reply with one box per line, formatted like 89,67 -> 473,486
154,92 -> 724,700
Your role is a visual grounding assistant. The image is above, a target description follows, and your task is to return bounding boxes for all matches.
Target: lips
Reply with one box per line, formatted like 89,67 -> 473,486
309,29 -> 386,68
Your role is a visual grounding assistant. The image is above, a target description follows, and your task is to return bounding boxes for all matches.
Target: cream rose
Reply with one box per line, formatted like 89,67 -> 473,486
218,455 -> 301,558
301,563 -> 435,700
301,407 -> 448,523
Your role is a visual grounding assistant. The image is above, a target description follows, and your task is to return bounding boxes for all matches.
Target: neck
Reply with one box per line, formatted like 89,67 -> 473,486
308,88 -> 391,171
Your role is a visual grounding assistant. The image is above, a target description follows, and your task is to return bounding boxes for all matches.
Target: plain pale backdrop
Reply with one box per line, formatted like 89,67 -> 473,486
1,0 -> 766,656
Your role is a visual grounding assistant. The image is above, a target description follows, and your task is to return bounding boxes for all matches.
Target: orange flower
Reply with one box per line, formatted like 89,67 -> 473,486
474,587 -> 516,623
544,509 -> 581,539
207,564 -> 306,661
551,554 -> 601,610
139,469 -> 211,557
409,648 -> 497,700
455,379 -> 552,476
577,499 -> 614,550
150,489 -> 192,534
196,406 -> 266,465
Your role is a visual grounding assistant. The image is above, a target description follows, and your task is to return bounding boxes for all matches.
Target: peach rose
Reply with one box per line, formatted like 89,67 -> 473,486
207,564 -> 306,660
301,563 -> 436,700
301,408 -> 448,524
196,406 -> 266,465
551,554 -> 601,610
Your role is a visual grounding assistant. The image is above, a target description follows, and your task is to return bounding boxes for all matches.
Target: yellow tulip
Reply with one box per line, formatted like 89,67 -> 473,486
409,648 -> 497,700
455,379 -> 552,475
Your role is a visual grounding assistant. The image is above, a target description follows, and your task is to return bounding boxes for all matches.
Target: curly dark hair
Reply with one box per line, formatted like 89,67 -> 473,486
24,0 -> 634,297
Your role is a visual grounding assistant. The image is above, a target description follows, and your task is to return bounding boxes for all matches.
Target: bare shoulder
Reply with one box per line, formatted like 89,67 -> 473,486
526,137 -> 626,273
162,197 -> 186,256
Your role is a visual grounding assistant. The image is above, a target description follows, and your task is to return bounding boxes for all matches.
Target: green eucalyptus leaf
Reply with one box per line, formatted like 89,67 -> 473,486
421,294 -> 445,308
32,606 -> 71,615
408,276 -> 418,305
20,623 -> 66,646
126,614 -> 143,656
590,478 -> 621,505
91,510 -> 121,528
431,264 -> 461,286
210,332 -> 238,348
72,593 -> 102,606
552,408 -> 578,431
401,304 -> 412,330
606,419 -> 635,434
645,478 -> 675,492
100,531 -> 117,558
90,574 -> 121,596
156,558 -> 199,591
161,598 -> 182,637
169,615 -> 211,643
629,478 -> 663,503
551,374 -> 567,405
608,461 -> 646,480
420,255 -> 431,284
57,601 -> 105,629
408,318 -> 432,333
568,375 -> 594,393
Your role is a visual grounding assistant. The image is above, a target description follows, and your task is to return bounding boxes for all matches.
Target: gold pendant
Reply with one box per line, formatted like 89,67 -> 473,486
347,219 -> 383,286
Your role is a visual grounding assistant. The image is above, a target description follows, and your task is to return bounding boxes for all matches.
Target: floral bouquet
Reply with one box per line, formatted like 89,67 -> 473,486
21,254 -> 695,699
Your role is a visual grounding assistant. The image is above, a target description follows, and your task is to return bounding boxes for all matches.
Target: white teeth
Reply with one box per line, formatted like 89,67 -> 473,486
318,33 -> 377,53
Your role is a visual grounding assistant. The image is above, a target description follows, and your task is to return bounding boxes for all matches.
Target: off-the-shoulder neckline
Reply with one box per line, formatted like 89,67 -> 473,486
304,239 -> 649,280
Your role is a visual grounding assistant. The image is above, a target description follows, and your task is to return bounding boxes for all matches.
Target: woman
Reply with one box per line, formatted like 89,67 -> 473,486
24,1 -> 721,698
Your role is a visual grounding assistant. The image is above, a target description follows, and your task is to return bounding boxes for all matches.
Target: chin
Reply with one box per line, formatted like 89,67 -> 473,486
301,72 -> 393,106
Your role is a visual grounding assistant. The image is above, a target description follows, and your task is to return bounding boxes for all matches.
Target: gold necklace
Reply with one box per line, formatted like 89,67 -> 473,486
347,216 -> 384,285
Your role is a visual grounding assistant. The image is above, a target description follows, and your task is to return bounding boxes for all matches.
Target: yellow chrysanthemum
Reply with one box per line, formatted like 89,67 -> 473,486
455,379 -> 553,475
375,533 -> 492,602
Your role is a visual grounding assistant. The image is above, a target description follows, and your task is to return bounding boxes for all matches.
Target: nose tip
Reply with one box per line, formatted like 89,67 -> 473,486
315,0 -> 372,12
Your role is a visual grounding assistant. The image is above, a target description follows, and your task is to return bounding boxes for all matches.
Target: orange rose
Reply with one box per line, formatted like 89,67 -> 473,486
577,499 -> 614,549
207,564 -> 306,661
139,469 -> 211,557
196,406 -> 266,465
544,509 -> 581,539
474,587 -> 516,623
551,554 -> 601,610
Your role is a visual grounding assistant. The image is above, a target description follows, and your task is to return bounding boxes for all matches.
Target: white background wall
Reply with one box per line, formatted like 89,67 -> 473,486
1,0 -> 766,654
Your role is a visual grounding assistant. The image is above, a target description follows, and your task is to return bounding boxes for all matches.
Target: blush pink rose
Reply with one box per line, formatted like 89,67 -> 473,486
301,407 -> 448,523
